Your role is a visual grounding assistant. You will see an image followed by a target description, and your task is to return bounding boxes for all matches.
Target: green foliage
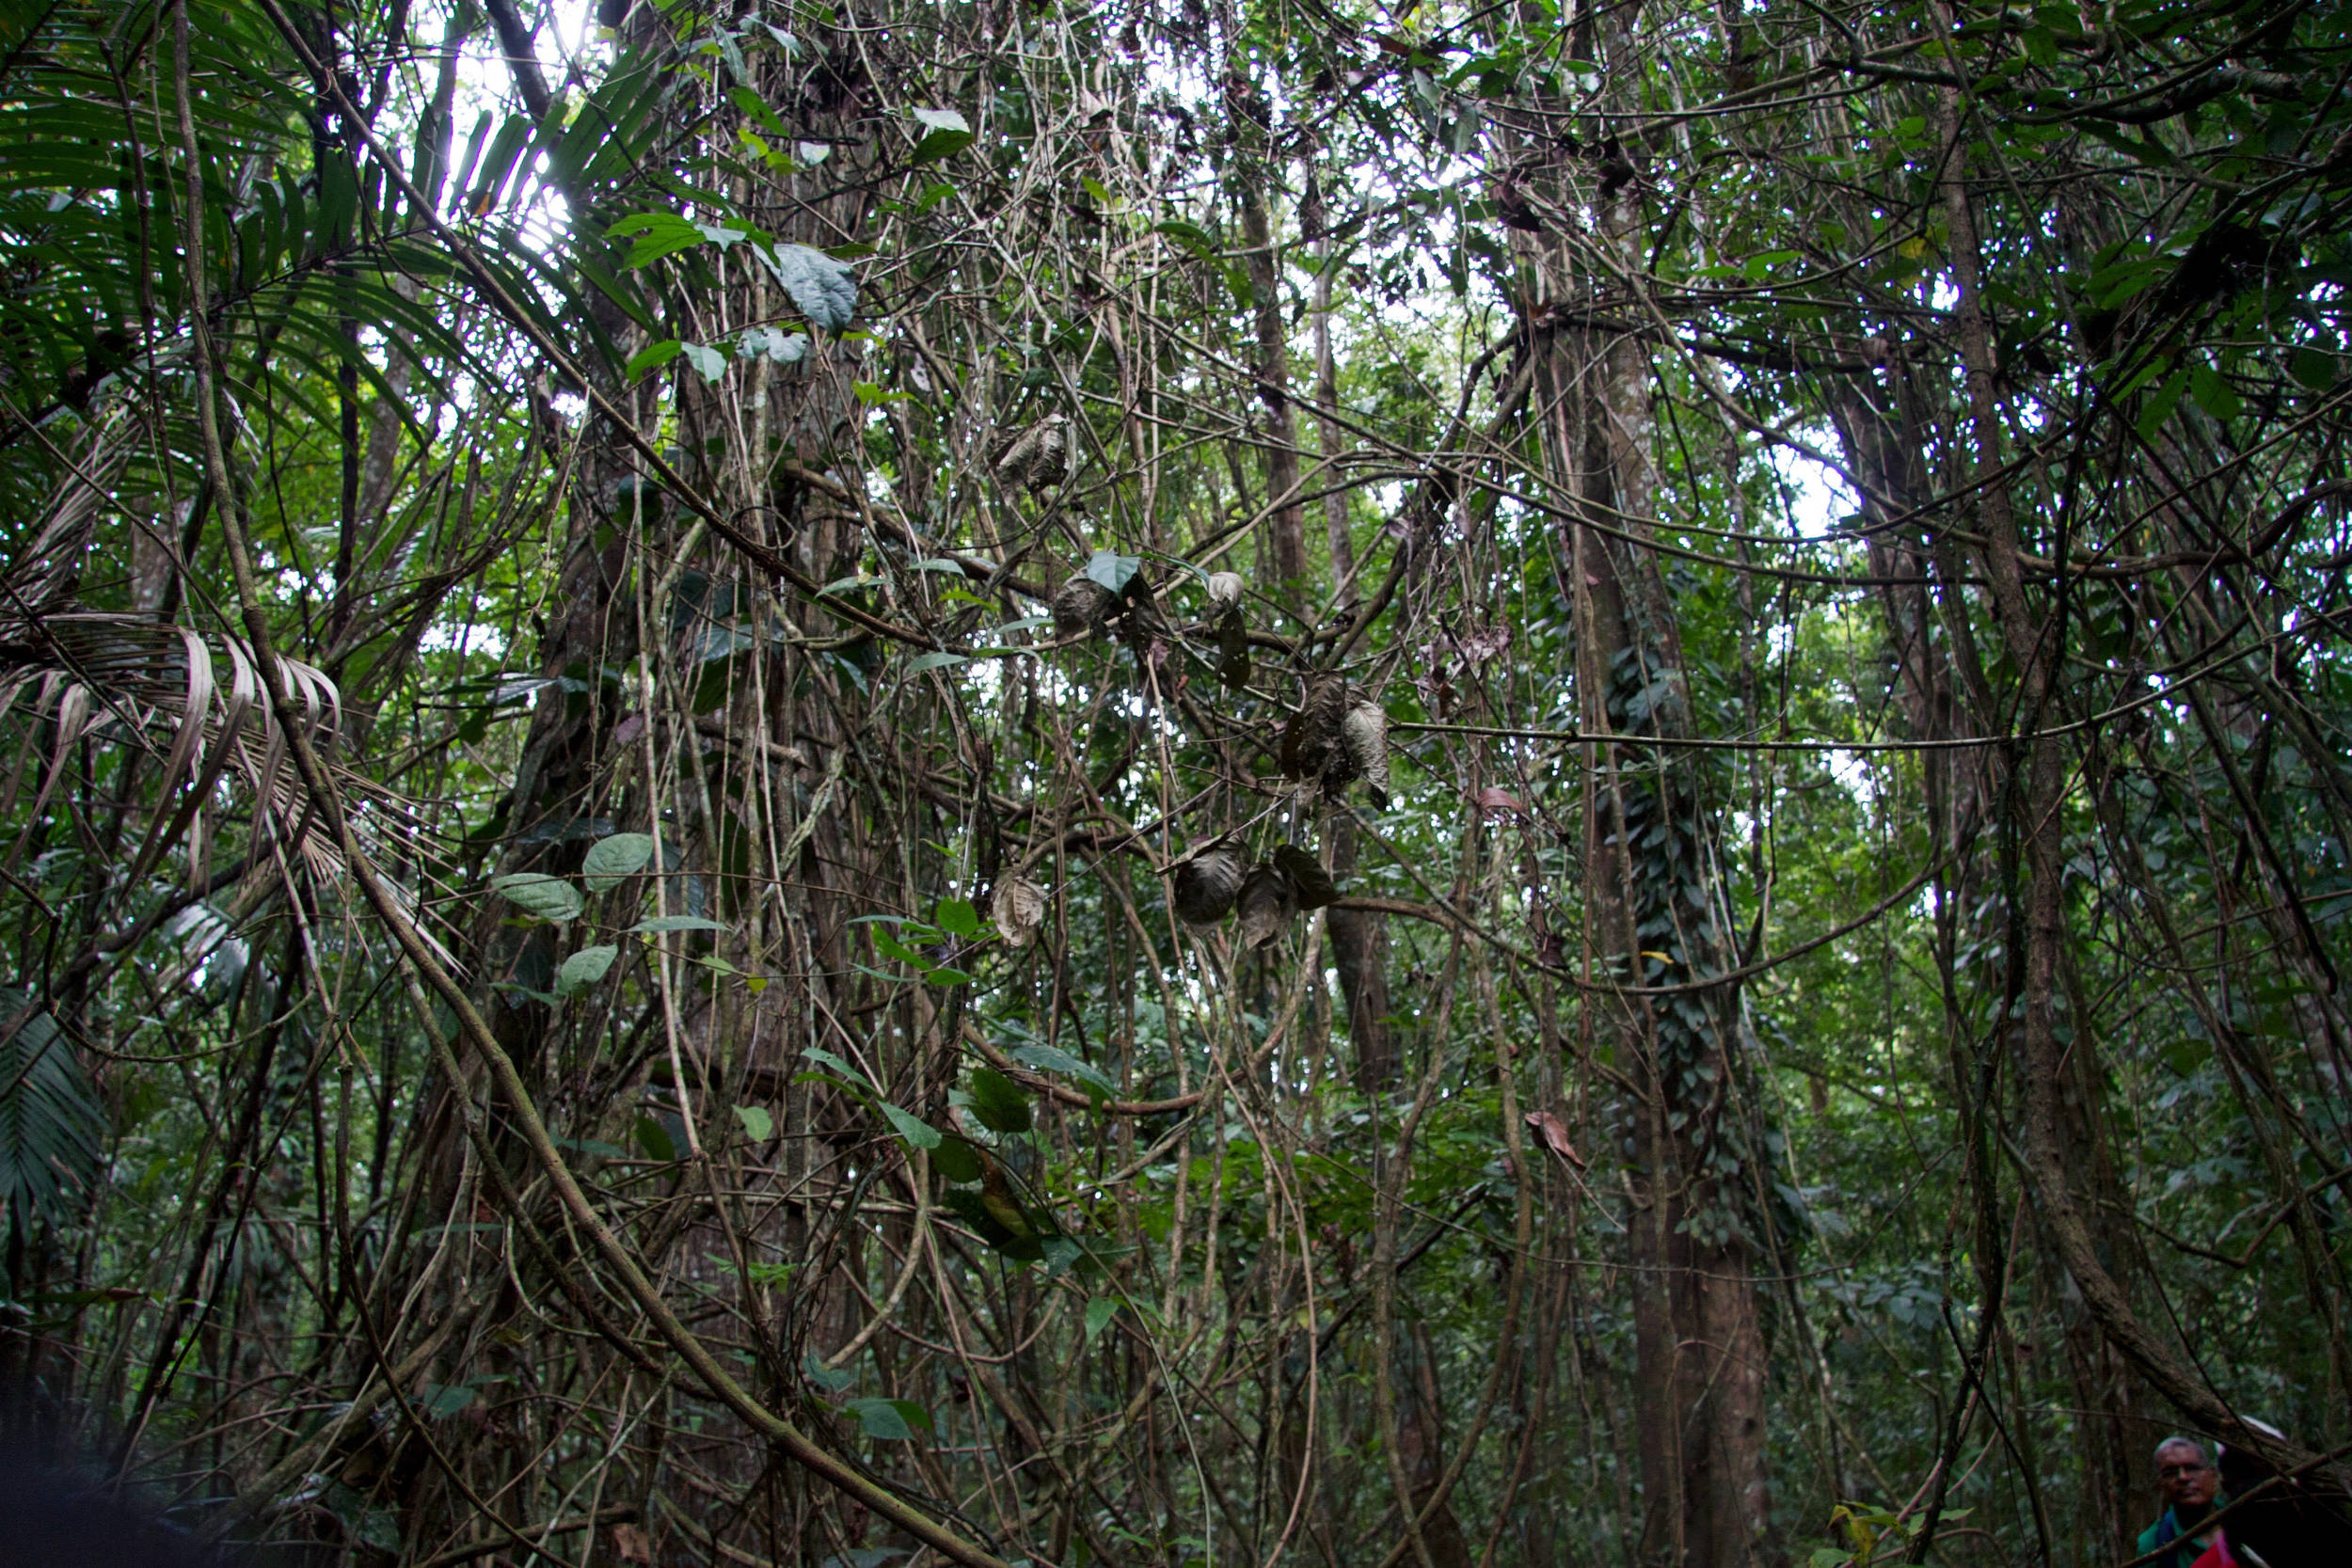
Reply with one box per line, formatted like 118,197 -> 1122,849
0,993 -> 103,1236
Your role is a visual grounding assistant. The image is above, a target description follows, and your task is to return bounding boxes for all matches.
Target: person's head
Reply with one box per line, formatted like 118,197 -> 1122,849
2156,1436 -> 2219,1512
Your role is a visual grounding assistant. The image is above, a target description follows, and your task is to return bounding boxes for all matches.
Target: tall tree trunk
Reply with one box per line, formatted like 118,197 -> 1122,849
1518,21 -> 1777,1553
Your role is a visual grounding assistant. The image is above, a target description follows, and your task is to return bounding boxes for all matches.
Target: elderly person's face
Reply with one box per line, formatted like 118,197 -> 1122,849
2158,1443 -> 2217,1511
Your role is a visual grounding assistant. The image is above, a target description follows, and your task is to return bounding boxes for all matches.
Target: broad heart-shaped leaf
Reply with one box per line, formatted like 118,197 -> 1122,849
582,832 -> 655,893
734,1103 -> 774,1142
912,105 -> 970,134
491,872 -> 584,924
1085,1296 -> 1120,1343
763,242 -> 857,331
933,897 -> 980,937
966,1066 -> 1032,1134
931,1135 -> 984,1183
1084,550 -> 1143,594
881,1101 -> 942,1149
681,341 -> 727,383
844,1396 -> 931,1441
555,944 -> 618,997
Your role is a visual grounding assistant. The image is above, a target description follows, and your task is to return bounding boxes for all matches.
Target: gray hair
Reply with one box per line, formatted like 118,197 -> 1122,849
2154,1436 -> 2211,1467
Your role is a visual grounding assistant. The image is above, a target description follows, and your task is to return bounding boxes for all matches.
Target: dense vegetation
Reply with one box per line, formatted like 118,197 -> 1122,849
1,0 -> 2347,1562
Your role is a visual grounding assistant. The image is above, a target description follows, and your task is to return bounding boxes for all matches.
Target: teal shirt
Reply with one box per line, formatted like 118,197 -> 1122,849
2138,1501 -> 2226,1568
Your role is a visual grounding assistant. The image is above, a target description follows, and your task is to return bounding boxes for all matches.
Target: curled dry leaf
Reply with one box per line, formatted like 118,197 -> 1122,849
1279,673 -> 1350,785
993,875 -> 1048,948
1339,697 -> 1390,808
1524,1109 -> 1586,1168
1051,576 -> 1119,639
1271,843 -> 1341,910
1204,571 -> 1245,609
1215,606 -> 1251,692
993,413 -> 1069,491
1171,841 -> 1248,927
1471,785 -> 1525,821
1235,862 -> 1296,949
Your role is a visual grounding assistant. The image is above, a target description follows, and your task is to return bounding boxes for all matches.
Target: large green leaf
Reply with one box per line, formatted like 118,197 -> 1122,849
0,991 -> 103,1227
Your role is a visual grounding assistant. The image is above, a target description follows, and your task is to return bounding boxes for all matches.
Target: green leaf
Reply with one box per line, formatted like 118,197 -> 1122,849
607,211 -> 707,269
0,990 -> 103,1227
1084,550 -> 1143,594
2289,347 -> 2337,389
625,339 -> 683,380
555,944 -> 618,997
729,85 -> 788,137
1084,1296 -> 1120,1343
913,127 -> 974,163
421,1382 -> 479,1418
873,931 -> 937,968
844,1396 -> 932,1440
1152,219 -> 1220,261
906,650 -> 967,674
681,341 -> 727,383
911,106 -> 974,163
582,832 -> 656,892
738,325 -> 809,363
2137,370 -> 2189,438
1009,1042 -> 1114,1106
735,1103 -> 774,1141
967,1067 -> 1032,1133
932,1136 -> 985,1182
2188,362 -> 2240,421
633,1114 -> 677,1163
934,897 -> 980,937
803,1046 -> 872,1089
491,873 -> 584,924
882,1102 -> 942,1148
762,242 -> 858,330
629,914 -> 730,934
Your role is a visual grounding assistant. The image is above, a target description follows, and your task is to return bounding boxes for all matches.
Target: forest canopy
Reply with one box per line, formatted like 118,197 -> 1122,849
1,0 -> 2348,1563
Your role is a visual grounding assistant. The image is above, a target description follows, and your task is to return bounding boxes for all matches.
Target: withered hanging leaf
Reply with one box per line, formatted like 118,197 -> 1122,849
1279,673 -> 1349,784
1235,862 -> 1296,948
1215,606 -> 1251,691
1171,841 -> 1248,927
1204,570 -> 1245,609
993,875 -> 1048,948
1471,785 -> 1525,821
1051,576 -> 1119,638
1340,697 -> 1390,808
993,413 -> 1069,492
1272,844 -> 1341,910
1524,1108 -> 1587,1168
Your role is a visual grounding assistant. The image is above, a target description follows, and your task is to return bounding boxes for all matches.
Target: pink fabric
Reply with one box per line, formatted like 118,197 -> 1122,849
2187,1533 -> 2234,1568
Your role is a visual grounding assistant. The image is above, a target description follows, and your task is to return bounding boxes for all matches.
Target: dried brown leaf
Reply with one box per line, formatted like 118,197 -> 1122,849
1171,842 -> 1248,927
993,875 -> 1048,948
1235,862 -> 1295,948
1524,1109 -> 1586,1168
